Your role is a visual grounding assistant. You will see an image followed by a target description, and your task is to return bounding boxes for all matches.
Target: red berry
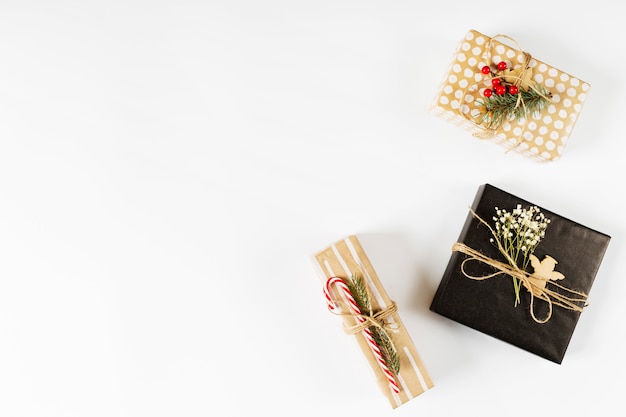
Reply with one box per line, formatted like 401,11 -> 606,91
495,85 -> 506,95
491,78 -> 501,87
483,88 -> 493,97
481,65 -> 491,74
508,85 -> 519,95
497,61 -> 507,71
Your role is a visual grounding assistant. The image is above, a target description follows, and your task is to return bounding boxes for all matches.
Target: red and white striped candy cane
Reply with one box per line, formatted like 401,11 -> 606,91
324,276 -> 400,394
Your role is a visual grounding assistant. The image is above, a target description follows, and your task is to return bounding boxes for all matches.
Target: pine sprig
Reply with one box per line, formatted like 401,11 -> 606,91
346,273 -> 400,375
372,327 -> 401,375
476,84 -> 552,130
346,274 -> 371,314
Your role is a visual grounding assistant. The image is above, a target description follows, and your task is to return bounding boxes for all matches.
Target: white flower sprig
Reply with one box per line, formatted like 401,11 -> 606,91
489,204 -> 551,306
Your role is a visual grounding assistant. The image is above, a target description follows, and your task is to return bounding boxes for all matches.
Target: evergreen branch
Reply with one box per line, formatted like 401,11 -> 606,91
372,328 -> 401,375
476,84 -> 552,130
346,273 -> 371,314
347,273 -> 400,376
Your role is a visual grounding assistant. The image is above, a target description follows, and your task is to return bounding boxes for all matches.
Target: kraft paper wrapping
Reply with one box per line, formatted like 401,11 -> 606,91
431,29 -> 590,161
312,235 -> 433,408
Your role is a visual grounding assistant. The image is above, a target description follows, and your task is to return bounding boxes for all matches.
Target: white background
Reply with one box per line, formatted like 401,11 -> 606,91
0,1 -> 623,416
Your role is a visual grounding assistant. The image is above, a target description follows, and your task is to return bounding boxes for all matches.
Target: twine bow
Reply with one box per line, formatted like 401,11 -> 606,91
341,301 -> 398,336
453,209 -> 588,323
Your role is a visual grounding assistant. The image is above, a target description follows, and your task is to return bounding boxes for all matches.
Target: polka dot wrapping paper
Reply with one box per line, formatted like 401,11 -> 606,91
430,29 -> 590,161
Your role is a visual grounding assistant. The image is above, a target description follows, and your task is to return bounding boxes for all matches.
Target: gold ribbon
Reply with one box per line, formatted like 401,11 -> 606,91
460,34 -> 552,151
453,209 -> 588,323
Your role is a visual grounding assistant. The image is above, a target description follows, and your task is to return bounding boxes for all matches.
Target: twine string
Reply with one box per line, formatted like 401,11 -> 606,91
333,302 -> 398,340
452,208 -> 588,323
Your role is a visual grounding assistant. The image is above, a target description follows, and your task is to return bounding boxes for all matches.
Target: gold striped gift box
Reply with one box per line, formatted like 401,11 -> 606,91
312,235 -> 433,408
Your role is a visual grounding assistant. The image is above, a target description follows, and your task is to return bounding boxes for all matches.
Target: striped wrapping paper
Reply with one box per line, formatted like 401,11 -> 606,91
312,235 -> 433,408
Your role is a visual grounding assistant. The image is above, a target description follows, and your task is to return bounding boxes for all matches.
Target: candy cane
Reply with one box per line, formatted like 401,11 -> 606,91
324,276 -> 400,394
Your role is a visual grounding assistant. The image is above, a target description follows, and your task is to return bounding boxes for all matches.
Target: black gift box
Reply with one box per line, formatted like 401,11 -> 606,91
430,184 -> 611,364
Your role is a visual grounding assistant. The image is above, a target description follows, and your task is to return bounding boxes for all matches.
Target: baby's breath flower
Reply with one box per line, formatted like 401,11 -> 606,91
490,204 -> 551,307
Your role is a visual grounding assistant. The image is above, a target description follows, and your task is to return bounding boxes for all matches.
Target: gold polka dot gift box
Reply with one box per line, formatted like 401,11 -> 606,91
430,29 -> 590,161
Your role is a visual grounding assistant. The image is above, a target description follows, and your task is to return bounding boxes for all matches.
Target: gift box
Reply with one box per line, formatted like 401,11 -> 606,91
430,29 -> 590,161
430,184 -> 610,364
312,235 -> 433,408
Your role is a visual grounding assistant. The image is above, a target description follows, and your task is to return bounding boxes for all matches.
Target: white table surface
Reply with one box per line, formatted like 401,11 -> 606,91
1,1 -> 623,416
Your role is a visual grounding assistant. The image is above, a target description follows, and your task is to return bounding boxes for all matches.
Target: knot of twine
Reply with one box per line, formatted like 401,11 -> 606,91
452,209 -> 588,324
461,34 -> 552,149
342,301 -> 398,336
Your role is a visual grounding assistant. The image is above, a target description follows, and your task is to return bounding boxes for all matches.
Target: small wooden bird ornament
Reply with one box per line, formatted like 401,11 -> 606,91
525,254 -> 565,297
